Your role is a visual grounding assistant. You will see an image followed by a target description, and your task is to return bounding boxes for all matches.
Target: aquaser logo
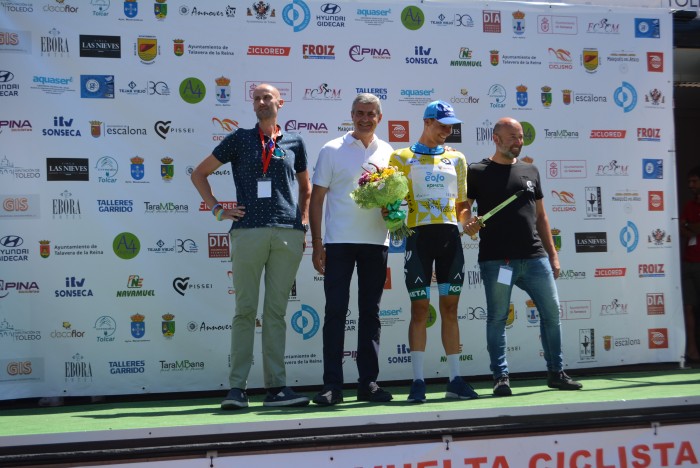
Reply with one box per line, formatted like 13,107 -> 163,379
247,46 -> 291,56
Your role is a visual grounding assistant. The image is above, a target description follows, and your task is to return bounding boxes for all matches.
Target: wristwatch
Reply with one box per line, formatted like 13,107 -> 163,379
302,223 -> 309,233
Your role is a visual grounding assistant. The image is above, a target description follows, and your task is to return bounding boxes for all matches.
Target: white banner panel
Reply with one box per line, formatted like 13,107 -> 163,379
88,423 -> 700,467
0,0 -> 681,399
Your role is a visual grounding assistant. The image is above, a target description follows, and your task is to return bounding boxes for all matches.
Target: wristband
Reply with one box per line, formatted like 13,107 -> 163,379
215,209 -> 224,221
211,203 -> 222,216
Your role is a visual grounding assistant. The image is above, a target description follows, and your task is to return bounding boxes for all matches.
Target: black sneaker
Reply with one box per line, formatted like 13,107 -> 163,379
357,382 -> 393,402
493,375 -> 512,397
221,388 -> 249,410
547,371 -> 583,390
445,377 -> 479,400
263,386 -> 310,407
312,386 -> 344,406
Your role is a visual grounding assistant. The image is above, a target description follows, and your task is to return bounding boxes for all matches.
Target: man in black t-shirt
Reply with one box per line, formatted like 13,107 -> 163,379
464,117 -> 582,397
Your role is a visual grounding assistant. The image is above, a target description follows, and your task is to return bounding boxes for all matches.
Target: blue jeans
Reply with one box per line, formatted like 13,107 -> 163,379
479,257 -> 564,378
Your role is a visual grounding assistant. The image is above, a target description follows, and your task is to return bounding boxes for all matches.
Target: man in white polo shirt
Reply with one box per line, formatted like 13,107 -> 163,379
309,93 -> 394,405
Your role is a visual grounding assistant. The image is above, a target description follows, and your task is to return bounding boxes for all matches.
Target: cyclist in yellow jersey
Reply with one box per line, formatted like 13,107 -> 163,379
388,101 -> 477,403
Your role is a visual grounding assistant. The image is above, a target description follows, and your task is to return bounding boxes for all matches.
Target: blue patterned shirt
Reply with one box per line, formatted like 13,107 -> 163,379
212,124 -> 307,231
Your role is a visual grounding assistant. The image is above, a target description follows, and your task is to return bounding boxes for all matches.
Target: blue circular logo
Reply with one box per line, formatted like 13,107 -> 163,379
283,0 -> 310,32
291,304 -> 320,340
614,81 -> 637,113
619,221 -> 639,253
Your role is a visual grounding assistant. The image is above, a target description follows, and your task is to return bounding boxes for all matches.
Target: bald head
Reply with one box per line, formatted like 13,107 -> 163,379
492,117 -> 523,161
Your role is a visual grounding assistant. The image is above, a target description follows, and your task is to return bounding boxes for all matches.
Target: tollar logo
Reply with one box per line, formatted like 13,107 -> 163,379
648,191 -> 664,211
647,52 -> 663,72
648,328 -> 668,349
389,120 -> 409,142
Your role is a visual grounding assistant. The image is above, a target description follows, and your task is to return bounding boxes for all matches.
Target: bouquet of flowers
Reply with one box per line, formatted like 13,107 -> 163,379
350,164 -> 413,241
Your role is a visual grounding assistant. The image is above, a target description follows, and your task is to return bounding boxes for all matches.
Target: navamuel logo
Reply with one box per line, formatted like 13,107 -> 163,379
389,120 -> 409,142
648,328 -> 668,349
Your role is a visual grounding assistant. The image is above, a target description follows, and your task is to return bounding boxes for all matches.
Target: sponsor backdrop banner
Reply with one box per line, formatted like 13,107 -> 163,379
0,0 -> 679,399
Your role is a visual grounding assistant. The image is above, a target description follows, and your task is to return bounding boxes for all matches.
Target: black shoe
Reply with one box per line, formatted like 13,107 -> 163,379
221,388 -> 249,410
493,374 -> 512,397
312,386 -> 343,406
357,382 -> 393,402
547,371 -> 582,390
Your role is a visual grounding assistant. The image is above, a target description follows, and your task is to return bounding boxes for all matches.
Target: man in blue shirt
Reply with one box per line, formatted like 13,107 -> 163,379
191,83 -> 311,409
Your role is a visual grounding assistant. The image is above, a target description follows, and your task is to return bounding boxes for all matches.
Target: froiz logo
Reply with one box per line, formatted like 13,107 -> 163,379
154,120 -> 171,139
173,276 -> 189,296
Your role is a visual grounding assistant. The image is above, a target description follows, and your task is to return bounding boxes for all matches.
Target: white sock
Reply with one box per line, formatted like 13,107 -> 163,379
411,351 -> 425,381
447,354 -> 461,381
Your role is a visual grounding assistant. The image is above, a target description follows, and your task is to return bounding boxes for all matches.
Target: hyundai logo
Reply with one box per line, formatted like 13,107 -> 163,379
0,235 -> 23,248
320,3 -> 340,14
0,70 -> 14,83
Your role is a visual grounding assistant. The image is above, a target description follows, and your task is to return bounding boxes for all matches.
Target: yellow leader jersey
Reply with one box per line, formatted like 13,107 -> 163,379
389,147 -> 468,228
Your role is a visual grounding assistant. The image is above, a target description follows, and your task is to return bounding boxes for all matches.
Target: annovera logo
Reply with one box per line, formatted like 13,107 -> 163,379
113,232 -> 140,259
283,0 -> 310,32
401,5 -> 424,30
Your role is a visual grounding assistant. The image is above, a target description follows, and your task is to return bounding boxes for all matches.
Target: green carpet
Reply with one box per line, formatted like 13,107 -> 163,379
2,369 -> 699,438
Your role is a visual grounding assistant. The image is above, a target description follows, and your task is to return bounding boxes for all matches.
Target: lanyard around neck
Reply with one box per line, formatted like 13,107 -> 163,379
258,127 -> 277,176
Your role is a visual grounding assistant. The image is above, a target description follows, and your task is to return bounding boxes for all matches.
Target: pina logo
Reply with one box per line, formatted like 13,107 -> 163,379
613,82 -> 637,113
348,45 -> 391,62
401,6 -> 424,30
284,120 -> 328,133
282,0 -> 310,32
